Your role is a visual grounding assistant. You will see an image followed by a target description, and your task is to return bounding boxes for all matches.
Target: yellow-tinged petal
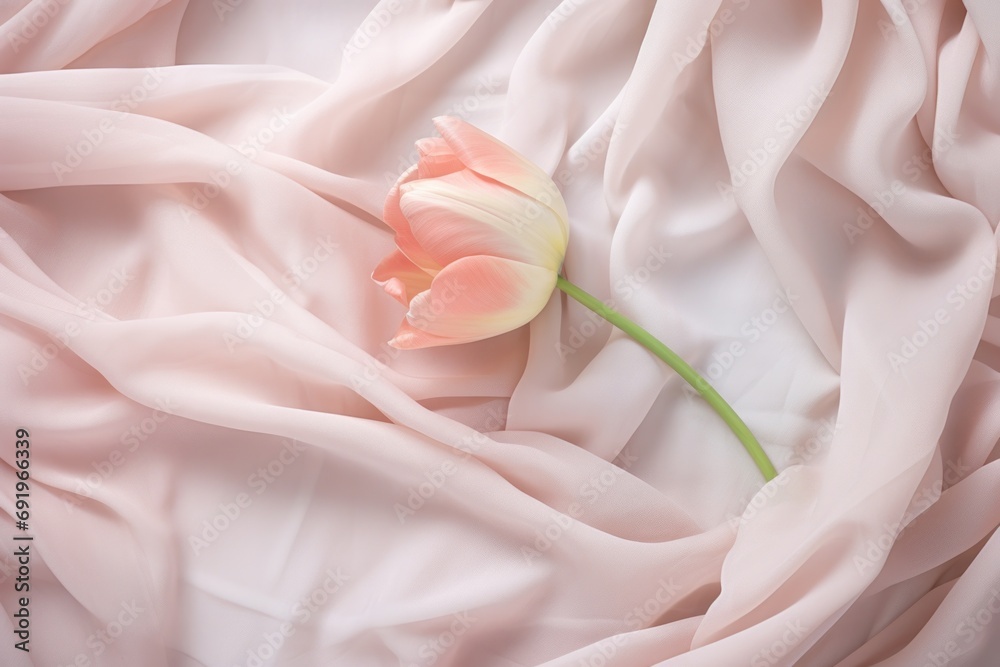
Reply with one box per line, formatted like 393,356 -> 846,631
398,255 -> 557,347
399,170 -> 566,271
371,249 -> 434,306
432,115 -> 569,245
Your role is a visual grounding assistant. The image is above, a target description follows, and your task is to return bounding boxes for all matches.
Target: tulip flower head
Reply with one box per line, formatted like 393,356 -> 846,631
373,116 -> 569,349
373,116 -> 778,482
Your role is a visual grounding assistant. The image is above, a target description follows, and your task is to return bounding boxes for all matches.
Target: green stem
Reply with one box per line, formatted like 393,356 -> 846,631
555,275 -> 777,482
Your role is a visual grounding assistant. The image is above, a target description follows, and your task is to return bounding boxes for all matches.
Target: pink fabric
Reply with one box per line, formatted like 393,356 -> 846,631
1,1 -> 999,666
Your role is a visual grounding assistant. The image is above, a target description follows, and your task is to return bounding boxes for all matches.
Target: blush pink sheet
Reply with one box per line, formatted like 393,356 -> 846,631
1,1 -> 999,665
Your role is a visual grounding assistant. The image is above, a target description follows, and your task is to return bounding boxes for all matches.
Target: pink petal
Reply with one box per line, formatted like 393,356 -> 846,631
382,164 -> 440,272
415,137 -> 464,179
387,319 -> 462,349
398,255 -> 557,347
371,249 -> 434,306
399,169 -> 567,270
432,116 -> 569,244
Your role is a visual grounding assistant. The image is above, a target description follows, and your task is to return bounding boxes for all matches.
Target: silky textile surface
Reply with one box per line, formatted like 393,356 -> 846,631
1,0 -> 999,665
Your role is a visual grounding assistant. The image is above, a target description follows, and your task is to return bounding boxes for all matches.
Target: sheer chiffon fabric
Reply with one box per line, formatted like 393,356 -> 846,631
0,1 -> 999,665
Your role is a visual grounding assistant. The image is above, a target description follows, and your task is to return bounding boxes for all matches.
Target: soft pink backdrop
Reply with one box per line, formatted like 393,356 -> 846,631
1,0 -> 999,665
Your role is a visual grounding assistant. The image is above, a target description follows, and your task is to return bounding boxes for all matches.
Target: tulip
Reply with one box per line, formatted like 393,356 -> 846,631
372,116 -> 569,349
373,116 -> 777,481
